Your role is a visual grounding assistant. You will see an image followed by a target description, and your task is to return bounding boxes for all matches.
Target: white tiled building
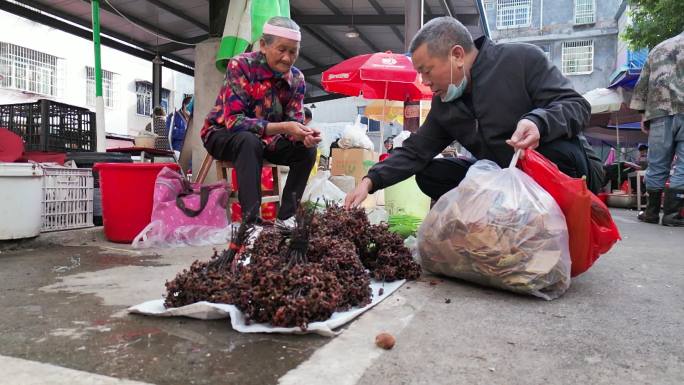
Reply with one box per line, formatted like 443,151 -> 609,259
0,9 -> 194,137
482,0 -> 622,94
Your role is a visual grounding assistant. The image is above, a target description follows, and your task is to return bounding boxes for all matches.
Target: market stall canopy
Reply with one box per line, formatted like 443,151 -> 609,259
584,126 -> 647,148
588,104 -> 642,128
582,88 -> 623,114
3,0 -> 487,103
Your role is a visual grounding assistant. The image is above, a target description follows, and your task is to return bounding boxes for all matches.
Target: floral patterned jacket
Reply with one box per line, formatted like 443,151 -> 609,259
201,51 -> 306,150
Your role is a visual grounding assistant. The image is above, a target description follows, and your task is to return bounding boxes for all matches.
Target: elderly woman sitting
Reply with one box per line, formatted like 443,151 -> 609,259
200,16 -> 321,227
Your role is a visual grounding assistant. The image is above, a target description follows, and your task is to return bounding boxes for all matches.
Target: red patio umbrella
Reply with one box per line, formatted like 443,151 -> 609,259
321,51 -> 432,101
322,52 -> 432,146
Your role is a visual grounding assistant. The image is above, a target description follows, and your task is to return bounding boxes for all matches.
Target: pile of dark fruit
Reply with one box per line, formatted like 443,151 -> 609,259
164,205 -> 421,330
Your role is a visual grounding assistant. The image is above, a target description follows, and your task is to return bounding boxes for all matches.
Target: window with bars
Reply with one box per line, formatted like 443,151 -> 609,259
135,81 -> 170,116
562,40 -> 594,75
0,42 -> 64,97
575,0 -> 595,25
496,0 -> 532,29
86,66 -> 119,108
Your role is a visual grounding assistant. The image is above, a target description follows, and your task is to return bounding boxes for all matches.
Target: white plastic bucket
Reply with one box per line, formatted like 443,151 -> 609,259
0,162 -> 44,240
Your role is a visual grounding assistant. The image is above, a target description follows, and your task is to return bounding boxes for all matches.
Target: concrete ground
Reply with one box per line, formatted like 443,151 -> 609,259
0,208 -> 682,385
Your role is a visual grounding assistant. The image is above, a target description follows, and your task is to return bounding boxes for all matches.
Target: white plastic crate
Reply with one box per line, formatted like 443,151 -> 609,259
41,166 -> 94,232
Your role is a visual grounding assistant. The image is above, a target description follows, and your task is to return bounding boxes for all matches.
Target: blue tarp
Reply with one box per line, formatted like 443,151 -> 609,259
609,71 -> 641,89
607,121 -> 642,130
609,48 -> 648,89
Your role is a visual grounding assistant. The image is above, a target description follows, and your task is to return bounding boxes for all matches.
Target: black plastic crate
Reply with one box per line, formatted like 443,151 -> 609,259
0,99 -> 96,152
67,152 -> 133,188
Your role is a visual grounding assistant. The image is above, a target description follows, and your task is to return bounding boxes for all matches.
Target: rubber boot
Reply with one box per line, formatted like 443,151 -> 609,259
661,188 -> 684,227
637,190 -> 662,224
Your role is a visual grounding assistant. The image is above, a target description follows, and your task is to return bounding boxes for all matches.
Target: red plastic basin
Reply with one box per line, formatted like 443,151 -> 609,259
94,162 -> 180,243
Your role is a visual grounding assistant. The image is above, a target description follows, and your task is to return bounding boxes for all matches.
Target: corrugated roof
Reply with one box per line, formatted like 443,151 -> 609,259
3,0 -> 485,101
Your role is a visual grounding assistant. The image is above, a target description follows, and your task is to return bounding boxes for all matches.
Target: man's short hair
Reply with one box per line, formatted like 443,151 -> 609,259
304,106 -> 312,120
409,16 -> 475,58
638,143 -> 648,151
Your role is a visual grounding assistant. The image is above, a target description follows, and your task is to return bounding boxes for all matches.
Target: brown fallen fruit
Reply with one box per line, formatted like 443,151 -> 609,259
375,332 -> 396,350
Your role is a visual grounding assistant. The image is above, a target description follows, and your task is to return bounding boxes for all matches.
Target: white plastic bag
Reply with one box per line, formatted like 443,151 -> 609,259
315,122 -> 347,157
366,207 -> 389,225
417,153 -> 571,300
302,170 -> 346,205
338,115 -> 374,151
132,222 -> 233,248
329,175 -> 356,193
392,130 -> 411,148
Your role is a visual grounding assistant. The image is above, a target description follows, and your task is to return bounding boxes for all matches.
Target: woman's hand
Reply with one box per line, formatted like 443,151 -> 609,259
302,129 -> 322,148
284,122 -> 312,139
286,122 -> 321,147
266,122 -> 321,147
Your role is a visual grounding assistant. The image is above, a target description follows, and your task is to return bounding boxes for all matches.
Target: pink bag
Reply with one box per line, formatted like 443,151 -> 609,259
132,167 -> 230,248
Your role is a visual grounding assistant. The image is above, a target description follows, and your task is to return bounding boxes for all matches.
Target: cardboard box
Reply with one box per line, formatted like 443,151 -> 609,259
330,148 -> 376,186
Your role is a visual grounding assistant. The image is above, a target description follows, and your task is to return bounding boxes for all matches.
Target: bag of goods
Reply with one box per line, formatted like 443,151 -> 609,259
302,170 -> 346,205
338,115 -> 374,151
417,157 -> 571,300
519,149 -> 620,276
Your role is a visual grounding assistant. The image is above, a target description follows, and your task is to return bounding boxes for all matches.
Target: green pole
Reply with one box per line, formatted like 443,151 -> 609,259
91,0 -> 106,151
92,0 -> 103,98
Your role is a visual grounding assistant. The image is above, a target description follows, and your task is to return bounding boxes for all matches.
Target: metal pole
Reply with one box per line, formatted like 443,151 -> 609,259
404,0 -> 423,51
404,0 -> 423,134
152,55 -> 163,110
91,0 -> 106,151
382,82 -> 388,147
615,110 -> 621,190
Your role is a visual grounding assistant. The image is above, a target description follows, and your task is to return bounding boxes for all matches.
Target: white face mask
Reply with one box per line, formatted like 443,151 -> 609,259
441,48 -> 468,103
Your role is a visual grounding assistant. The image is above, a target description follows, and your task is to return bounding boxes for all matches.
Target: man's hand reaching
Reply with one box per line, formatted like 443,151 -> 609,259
344,177 -> 373,209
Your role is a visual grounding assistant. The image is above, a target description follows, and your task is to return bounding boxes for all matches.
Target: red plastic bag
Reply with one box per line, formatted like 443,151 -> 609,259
230,167 -> 277,222
519,149 -> 620,276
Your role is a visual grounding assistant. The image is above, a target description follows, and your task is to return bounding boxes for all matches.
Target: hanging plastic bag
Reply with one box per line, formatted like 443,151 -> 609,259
133,167 -> 231,248
302,170 -> 346,205
338,115 -> 374,151
417,151 -> 571,300
519,149 -> 620,277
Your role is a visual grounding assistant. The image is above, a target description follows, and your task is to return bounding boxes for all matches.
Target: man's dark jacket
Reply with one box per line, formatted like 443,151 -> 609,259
366,36 -> 598,192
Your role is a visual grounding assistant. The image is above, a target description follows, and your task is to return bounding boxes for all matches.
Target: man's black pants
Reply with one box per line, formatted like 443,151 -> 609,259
416,139 -> 591,201
205,130 -> 317,222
